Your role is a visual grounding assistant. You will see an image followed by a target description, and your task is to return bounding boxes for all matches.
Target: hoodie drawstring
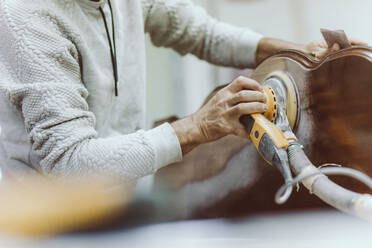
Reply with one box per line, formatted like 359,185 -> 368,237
99,0 -> 118,96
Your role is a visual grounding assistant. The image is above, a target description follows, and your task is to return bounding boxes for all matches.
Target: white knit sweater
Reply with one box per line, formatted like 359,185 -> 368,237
0,0 -> 262,181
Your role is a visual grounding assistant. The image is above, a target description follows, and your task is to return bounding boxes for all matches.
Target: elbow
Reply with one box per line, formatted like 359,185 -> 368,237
29,124 -> 97,177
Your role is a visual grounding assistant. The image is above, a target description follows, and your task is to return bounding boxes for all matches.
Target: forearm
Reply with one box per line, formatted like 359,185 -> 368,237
255,37 -> 306,65
52,130 -> 156,180
34,122 -> 182,180
144,0 -> 262,68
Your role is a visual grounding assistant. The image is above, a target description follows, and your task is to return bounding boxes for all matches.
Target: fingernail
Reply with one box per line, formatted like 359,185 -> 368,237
332,43 -> 340,50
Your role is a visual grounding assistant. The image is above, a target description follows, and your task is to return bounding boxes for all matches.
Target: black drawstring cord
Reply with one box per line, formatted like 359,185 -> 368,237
99,0 -> 118,96
107,0 -> 117,60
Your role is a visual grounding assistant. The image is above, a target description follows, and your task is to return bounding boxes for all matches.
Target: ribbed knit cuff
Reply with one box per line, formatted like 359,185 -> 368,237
145,123 -> 183,171
234,29 -> 264,68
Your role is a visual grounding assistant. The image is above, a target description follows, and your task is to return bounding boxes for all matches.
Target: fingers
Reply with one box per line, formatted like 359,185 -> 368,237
227,90 -> 266,106
331,43 -> 341,51
228,76 -> 262,93
318,40 -> 328,48
192,76 -> 268,143
349,38 -> 368,46
312,48 -> 328,59
308,37 -> 367,60
231,102 -> 268,116
312,43 -> 340,59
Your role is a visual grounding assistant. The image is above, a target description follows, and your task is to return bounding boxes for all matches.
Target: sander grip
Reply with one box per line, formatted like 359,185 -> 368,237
240,115 -> 255,134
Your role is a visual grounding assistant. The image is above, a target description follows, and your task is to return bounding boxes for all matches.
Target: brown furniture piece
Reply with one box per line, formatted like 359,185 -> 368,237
155,47 -> 372,218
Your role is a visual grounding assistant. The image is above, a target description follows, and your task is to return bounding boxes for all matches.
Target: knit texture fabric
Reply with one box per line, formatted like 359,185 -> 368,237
0,0 -> 262,181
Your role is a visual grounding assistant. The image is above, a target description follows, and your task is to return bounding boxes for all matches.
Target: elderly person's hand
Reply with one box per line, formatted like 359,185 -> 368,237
256,37 -> 368,65
303,38 -> 368,59
171,76 -> 267,155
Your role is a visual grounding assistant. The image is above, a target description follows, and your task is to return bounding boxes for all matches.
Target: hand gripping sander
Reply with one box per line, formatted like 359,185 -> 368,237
240,75 -> 300,203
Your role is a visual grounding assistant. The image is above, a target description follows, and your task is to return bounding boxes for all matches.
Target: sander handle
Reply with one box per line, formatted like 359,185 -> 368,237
240,113 -> 294,204
240,113 -> 289,165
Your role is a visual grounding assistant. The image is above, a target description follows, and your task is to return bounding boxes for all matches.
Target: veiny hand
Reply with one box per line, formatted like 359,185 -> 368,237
191,76 -> 267,142
171,76 -> 267,155
303,38 -> 368,59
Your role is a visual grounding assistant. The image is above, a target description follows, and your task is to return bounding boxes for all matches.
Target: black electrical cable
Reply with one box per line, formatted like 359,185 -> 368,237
99,0 -> 118,96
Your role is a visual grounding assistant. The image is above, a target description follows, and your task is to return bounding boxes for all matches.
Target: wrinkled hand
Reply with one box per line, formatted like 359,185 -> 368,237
303,38 -> 368,59
191,76 -> 267,142
171,76 -> 267,155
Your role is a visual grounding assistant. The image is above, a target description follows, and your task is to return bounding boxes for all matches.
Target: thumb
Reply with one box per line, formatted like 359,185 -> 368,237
350,38 -> 368,46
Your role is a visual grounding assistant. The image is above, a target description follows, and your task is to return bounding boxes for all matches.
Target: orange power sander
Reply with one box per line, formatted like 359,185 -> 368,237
240,76 -> 300,203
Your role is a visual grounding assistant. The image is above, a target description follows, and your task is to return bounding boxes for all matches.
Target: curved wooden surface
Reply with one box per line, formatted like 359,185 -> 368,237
251,46 -> 372,183
155,46 -> 372,219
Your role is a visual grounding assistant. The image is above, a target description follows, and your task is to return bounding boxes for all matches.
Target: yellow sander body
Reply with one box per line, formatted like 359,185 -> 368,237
240,74 -> 300,200
241,73 -> 300,165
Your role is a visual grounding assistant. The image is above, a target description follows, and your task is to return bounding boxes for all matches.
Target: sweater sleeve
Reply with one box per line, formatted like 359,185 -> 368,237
0,3 -> 182,181
142,0 -> 263,68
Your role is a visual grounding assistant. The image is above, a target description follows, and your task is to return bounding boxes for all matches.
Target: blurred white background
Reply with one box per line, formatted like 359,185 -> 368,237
145,0 -> 372,128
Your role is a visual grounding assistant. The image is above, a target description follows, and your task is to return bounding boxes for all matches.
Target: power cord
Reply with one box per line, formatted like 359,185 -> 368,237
275,165 -> 372,204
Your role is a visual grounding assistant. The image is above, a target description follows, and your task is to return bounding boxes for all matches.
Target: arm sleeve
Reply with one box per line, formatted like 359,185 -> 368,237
0,6 -> 182,181
142,0 -> 263,68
